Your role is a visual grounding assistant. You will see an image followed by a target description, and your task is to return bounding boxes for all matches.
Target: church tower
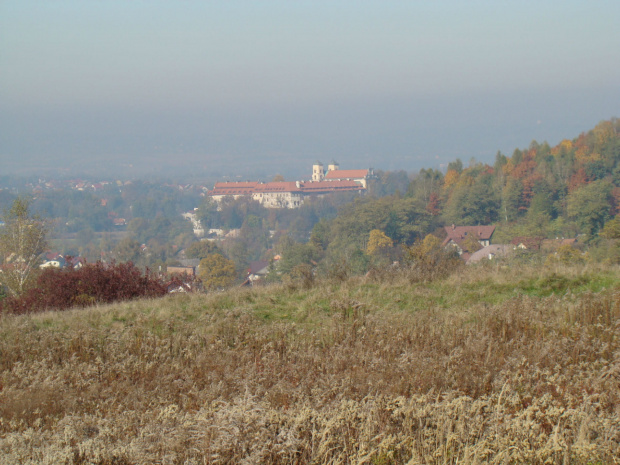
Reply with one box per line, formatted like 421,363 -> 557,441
327,160 -> 339,172
312,161 -> 325,182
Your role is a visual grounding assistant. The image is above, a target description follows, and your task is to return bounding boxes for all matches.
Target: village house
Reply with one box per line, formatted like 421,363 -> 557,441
246,260 -> 271,285
442,225 -> 496,257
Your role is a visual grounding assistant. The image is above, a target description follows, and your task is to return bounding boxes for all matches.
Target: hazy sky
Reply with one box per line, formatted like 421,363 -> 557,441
1,1 -> 619,178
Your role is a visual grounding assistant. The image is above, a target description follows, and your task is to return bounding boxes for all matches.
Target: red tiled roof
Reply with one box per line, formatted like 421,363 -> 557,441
254,182 -> 301,193
442,225 -> 495,246
209,181 -> 259,196
213,182 -> 259,188
248,260 -> 270,275
208,179 -> 365,196
325,169 -> 369,179
299,180 -> 364,192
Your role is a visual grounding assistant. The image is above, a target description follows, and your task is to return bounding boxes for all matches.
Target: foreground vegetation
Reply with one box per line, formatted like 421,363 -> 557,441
0,261 -> 619,464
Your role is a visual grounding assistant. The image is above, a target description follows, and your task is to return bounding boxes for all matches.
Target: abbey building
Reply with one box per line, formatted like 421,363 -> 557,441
207,162 -> 373,209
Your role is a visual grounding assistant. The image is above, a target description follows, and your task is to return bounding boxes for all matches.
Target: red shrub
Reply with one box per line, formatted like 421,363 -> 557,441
1,261 -> 190,314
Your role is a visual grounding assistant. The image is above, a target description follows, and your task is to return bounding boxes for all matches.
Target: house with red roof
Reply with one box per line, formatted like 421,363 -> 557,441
442,225 -> 496,256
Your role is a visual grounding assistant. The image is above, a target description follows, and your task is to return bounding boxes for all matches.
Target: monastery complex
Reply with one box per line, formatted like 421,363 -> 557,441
207,161 -> 373,208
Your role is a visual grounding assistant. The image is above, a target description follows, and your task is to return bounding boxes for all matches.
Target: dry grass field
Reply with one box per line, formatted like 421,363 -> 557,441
0,262 -> 619,464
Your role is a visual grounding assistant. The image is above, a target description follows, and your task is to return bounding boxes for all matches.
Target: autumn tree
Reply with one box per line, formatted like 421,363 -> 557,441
198,253 -> 236,290
0,198 -> 49,296
366,229 -> 393,256
545,244 -> 585,266
405,234 -> 461,281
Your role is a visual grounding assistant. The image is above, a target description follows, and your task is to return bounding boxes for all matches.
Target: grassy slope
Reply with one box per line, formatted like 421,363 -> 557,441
0,262 -> 619,464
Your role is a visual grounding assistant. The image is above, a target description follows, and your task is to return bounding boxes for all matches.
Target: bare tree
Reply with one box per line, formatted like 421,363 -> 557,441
0,198 -> 48,296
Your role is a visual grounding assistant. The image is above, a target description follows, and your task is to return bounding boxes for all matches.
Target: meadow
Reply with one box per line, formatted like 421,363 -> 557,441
0,261 -> 618,464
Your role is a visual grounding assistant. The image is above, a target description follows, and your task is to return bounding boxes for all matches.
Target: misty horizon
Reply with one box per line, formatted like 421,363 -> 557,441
1,1 -> 619,179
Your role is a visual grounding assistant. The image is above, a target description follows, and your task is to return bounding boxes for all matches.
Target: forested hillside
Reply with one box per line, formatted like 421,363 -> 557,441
440,118 -> 619,234
297,118 -> 620,271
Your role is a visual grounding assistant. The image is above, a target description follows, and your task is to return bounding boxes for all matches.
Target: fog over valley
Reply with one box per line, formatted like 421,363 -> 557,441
1,1 -> 618,179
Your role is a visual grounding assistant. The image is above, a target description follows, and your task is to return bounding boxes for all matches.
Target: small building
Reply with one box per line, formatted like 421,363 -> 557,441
247,260 -> 271,285
442,225 -> 496,256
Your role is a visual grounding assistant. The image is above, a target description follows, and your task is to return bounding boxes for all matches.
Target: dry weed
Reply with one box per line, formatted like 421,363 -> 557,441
0,264 -> 618,464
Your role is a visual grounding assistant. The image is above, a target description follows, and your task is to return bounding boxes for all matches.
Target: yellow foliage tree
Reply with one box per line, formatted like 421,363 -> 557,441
575,146 -> 601,164
407,234 -> 442,264
502,159 -> 514,176
198,253 -> 237,290
419,234 -> 441,255
593,120 -> 615,147
366,229 -> 393,256
545,244 -> 585,266
443,169 -> 460,189
600,217 -> 620,240
405,234 -> 462,281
